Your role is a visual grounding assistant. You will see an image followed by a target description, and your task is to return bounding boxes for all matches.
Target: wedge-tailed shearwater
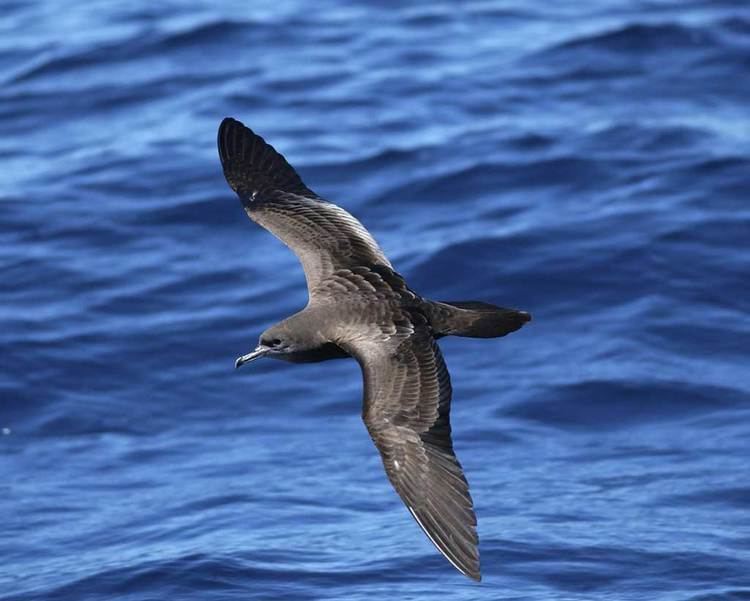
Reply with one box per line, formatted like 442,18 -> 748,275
217,117 -> 530,581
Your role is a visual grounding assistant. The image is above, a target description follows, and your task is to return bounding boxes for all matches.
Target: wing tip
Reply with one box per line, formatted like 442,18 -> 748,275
217,116 -> 315,200
217,116 -> 260,167
406,505 -> 481,582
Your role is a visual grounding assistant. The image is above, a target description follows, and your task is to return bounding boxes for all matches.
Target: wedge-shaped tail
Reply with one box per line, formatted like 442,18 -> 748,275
426,300 -> 531,339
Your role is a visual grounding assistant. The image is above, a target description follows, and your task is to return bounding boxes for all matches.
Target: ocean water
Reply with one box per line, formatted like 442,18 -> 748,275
2,1 -> 750,599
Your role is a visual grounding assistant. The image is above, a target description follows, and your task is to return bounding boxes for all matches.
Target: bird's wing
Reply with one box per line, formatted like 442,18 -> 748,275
340,319 -> 481,581
218,118 -> 392,292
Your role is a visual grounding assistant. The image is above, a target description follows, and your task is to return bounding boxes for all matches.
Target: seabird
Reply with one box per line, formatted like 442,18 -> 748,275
217,117 -> 530,582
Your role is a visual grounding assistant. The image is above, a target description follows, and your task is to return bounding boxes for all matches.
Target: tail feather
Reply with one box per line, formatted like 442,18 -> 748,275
426,300 -> 531,339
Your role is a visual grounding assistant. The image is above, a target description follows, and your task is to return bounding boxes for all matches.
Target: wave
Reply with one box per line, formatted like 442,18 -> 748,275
551,23 -> 717,54
502,380 -> 745,430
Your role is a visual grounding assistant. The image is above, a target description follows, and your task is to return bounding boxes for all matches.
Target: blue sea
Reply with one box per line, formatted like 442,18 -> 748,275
2,1 -> 749,599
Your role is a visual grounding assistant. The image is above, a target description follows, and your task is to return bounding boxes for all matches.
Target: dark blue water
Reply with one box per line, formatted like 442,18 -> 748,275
2,1 -> 750,599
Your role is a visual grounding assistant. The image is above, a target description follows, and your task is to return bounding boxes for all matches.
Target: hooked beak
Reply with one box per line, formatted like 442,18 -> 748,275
235,345 -> 270,369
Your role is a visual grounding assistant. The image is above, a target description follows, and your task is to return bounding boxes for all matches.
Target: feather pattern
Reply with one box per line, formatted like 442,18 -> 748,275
340,322 -> 481,581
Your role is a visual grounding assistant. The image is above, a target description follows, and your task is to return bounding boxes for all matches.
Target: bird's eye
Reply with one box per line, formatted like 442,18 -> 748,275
271,338 -> 281,346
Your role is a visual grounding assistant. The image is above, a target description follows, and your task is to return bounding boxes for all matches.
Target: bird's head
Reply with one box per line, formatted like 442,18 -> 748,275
235,322 -> 311,368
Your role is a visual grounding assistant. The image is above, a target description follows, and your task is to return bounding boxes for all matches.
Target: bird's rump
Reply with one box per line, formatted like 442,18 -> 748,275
218,117 -> 391,291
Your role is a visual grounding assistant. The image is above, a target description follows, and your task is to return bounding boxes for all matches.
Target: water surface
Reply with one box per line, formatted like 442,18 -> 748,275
2,1 -> 750,599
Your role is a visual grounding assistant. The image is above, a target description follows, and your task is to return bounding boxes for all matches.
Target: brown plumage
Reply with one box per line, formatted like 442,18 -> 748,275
218,117 -> 531,581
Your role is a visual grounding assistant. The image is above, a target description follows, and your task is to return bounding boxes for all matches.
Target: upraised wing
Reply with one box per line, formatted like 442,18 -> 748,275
342,320 -> 481,581
218,118 -> 392,292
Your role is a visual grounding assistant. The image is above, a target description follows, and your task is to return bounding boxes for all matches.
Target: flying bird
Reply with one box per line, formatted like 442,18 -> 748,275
217,117 -> 530,581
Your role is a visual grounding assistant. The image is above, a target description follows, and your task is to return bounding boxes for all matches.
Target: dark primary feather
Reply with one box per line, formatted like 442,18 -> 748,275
218,117 -> 391,292
218,117 -> 317,199
340,322 -> 481,581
